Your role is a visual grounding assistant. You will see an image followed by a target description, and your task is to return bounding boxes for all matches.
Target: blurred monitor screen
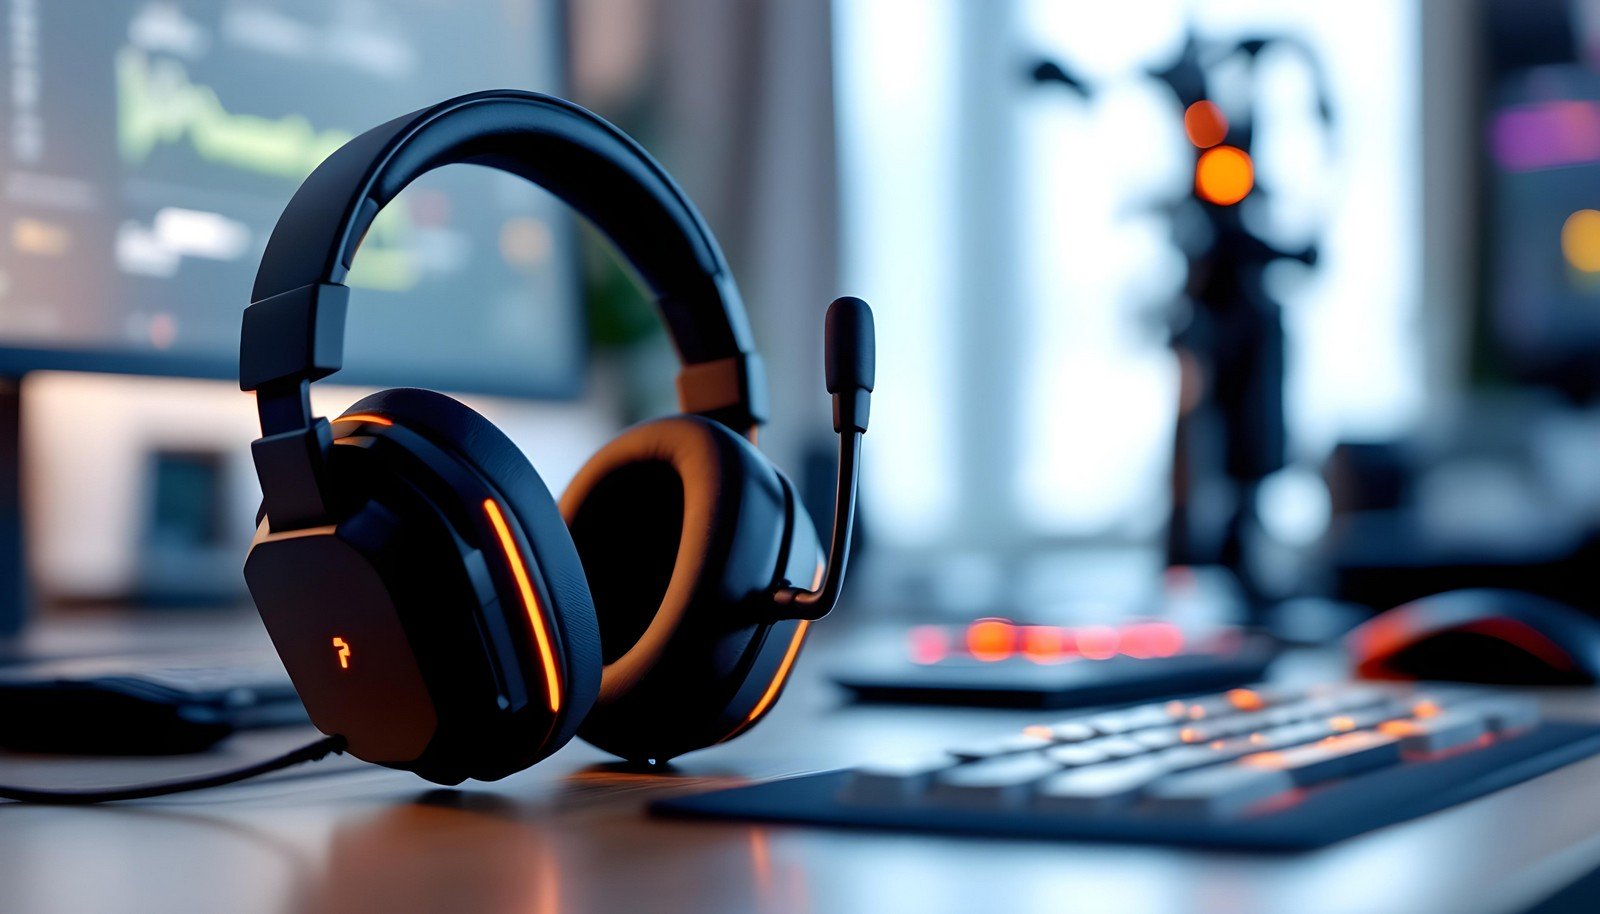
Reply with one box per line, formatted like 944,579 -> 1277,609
0,0 -> 582,397
1481,0 -> 1600,396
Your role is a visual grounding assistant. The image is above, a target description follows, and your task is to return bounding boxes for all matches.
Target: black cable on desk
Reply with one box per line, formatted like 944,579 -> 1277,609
0,735 -> 347,805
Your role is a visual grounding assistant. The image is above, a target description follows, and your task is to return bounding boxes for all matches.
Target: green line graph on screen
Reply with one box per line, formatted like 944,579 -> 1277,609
116,47 -> 350,179
115,46 -> 417,291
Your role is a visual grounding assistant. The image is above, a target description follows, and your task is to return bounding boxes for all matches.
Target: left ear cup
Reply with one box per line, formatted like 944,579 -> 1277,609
338,388 -> 603,764
558,415 -> 822,761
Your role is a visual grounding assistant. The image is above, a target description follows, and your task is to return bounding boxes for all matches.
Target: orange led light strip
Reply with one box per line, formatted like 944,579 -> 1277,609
744,621 -> 811,725
482,498 -> 561,712
336,413 -> 393,426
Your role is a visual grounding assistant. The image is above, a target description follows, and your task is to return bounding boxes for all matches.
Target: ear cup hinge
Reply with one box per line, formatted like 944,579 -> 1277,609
239,283 -> 349,391
675,353 -> 769,433
251,418 -> 336,529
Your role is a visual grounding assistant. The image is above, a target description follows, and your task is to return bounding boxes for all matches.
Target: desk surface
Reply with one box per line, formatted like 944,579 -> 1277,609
3,610 -> 1600,914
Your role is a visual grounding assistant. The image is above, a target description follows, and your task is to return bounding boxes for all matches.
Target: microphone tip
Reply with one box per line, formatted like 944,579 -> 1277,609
825,297 -> 875,394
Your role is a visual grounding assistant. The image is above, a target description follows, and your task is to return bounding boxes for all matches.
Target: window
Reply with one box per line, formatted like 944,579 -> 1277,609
835,0 -> 1422,558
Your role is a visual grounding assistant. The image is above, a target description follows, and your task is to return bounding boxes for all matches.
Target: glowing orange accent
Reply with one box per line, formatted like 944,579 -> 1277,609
1179,727 -> 1204,744
1226,688 -> 1264,711
336,413 -> 394,426
1021,626 -> 1072,664
907,625 -> 950,665
483,498 -> 561,712
1195,145 -> 1254,205
1209,740 -> 1227,750
1164,700 -> 1188,718
332,636 -> 351,670
1187,705 -> 1207,720
1380,720 -> 1419,737
1329,715 -> 1357,732
1248,733 -> 1266,745
745,621 -> 811,725
1243,751 -> 1287,769
1022,725 -> 1054,741
966,619 -> 1016,662
1076,625 -> 1119,660
1184,100 -> 1229,148
1411,700 -> 1441,719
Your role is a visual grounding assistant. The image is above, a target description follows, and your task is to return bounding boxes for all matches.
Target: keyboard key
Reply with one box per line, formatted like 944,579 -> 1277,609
1457,697 -> 1540,734
929,755 -> 1062,808
1257,720 -> 1336,748
1131,727 -> 1182,750
1263,701 -> 1324,727
1118,705 -> 1176,730
1242,730 -> 1401,786
1081,735 -> 1146,760
1380,711 -> 1489,754
1044,721 -> 1097,743
844,754 -> 960,804
949,732 -> 1054,760
1145,764 -> 1296,819
1045,743 -> 1110,767
1085,710 -> 1150,735
1033,758 -> 1171,814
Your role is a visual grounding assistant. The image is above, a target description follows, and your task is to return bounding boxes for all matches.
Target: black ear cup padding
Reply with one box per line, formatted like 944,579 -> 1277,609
559,416 -> 795,758
573,460 -> 686,666
343,388 -> 602,725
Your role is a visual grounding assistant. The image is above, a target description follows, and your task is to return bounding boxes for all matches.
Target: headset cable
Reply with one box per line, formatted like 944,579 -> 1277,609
0,735 -> 347,805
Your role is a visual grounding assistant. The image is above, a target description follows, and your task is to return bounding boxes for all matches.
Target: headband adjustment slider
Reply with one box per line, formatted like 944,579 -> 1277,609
675,353 -> 769,432
240,283 -> 349,391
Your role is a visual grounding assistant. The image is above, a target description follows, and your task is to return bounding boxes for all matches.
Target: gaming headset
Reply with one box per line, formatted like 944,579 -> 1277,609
236,90 -> 874,786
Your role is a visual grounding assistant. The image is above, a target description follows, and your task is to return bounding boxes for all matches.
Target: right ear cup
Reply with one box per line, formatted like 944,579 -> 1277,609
559,416 -> 822,762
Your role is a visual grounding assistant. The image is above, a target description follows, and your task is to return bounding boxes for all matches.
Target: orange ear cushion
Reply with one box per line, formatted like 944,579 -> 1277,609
558,416 -> 792,709
341,388 -> 603,731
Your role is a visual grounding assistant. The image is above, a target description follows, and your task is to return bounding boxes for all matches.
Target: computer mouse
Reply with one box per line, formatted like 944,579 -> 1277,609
1347,589 -> 1600,685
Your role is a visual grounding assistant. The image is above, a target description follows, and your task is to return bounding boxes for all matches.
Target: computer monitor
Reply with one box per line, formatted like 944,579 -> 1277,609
0,0 -> 583,633
1478,0 -> 1600,396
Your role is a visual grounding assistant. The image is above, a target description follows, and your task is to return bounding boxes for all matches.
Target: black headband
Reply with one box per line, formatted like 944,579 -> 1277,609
240,90 -> 768,441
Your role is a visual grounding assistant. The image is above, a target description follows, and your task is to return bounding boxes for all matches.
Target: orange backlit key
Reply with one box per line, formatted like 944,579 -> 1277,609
1380,711 -> 1488,754
1243,730 -> 1401,786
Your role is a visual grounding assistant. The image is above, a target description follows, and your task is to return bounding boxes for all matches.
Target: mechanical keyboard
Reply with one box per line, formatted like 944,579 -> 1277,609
655,682 -> 1600,850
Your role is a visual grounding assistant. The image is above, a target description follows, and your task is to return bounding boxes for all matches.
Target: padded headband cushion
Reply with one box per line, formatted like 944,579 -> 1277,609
339,388 -> 602,722
558,416 -> 790,706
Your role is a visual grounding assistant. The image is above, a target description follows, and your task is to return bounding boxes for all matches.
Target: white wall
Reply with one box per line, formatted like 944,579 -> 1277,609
23,372 -> 616,601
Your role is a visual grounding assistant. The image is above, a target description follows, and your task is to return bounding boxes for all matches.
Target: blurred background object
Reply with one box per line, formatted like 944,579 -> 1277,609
6,0 -> 1600,657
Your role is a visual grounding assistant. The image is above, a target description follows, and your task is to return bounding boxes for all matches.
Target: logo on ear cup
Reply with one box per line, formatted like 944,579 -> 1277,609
333,636 -> 352,670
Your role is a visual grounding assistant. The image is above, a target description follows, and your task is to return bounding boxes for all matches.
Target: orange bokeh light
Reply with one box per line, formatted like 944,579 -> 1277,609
1226,688 -> 1264,711
1184,100 -> 1229,148
1021,625 -> 1073,664
1195,145 -> 1254,206
1076,625 -> 1119,660
966,618 -> 1016,661
907,625 -> 950,664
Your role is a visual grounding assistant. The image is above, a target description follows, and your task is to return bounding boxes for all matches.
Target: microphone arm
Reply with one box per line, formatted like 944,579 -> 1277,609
768,296 -> 874,622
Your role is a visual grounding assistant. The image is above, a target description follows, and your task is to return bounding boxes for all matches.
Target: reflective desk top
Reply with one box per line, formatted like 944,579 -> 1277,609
3,609 -> 1600,914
